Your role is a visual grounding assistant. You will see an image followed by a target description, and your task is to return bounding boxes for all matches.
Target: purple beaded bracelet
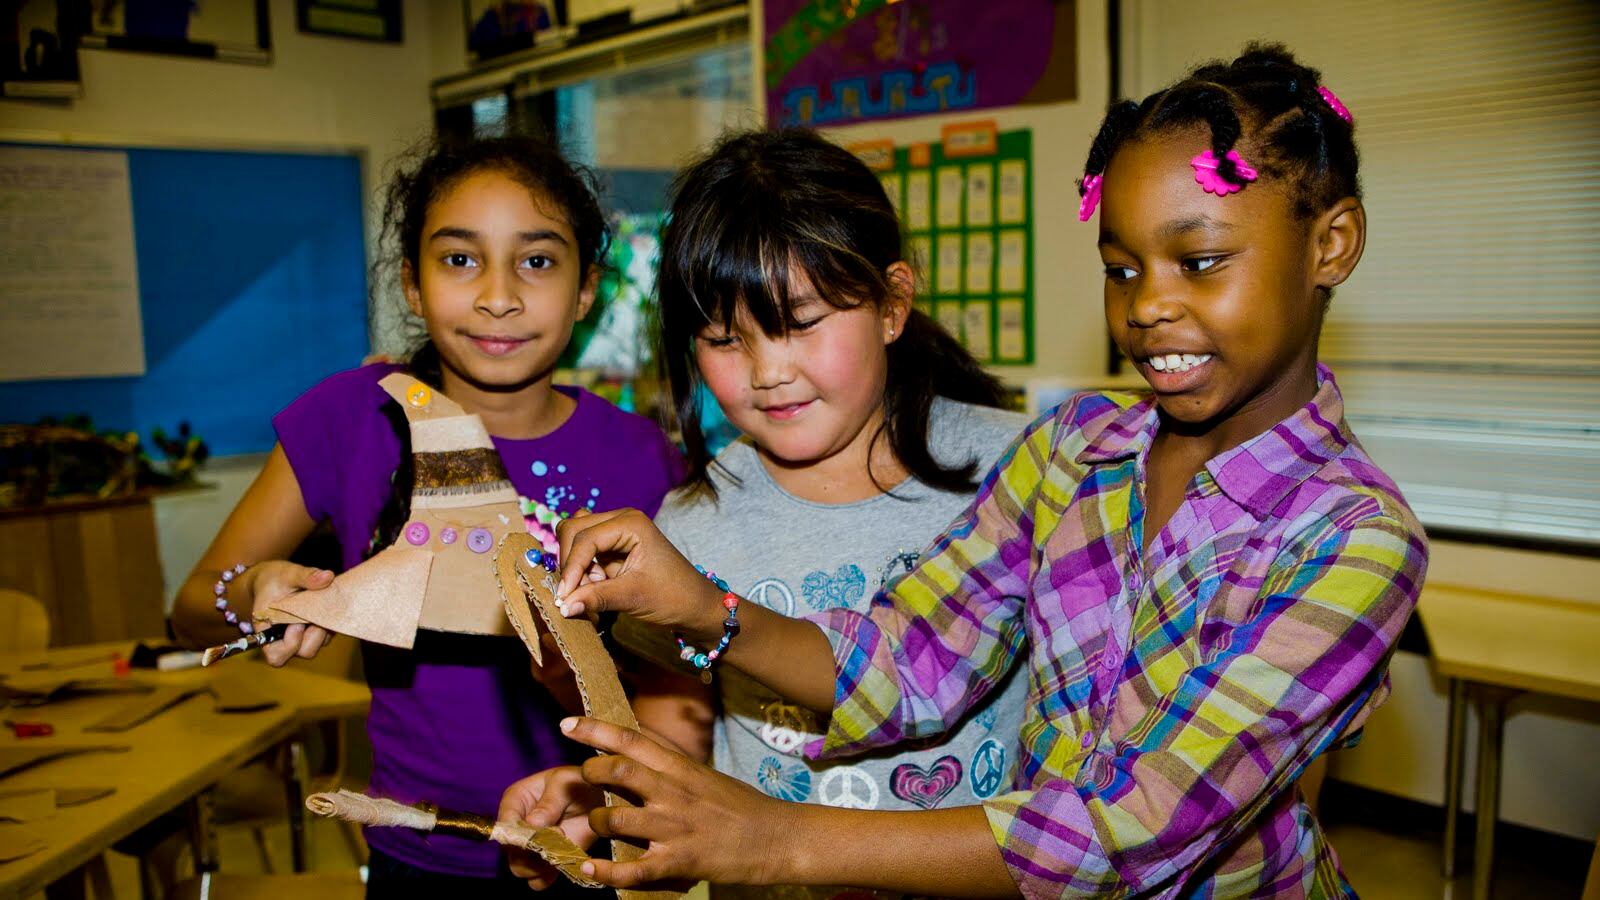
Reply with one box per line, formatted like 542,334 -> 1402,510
213,563 -> 256,635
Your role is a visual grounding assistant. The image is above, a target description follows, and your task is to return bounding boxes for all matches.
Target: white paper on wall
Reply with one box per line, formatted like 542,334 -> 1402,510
0,146 -> 146,381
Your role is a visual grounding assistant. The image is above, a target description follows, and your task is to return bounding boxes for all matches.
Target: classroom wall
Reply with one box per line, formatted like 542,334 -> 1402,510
3,0 -> 467,350
2,0 -> 466,608
27,0 -> 1595,843
818,0 -> 1115,385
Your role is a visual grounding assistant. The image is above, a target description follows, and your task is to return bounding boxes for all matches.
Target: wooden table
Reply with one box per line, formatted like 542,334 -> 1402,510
1417,584 -> 1600,900
0,642 -> 369,900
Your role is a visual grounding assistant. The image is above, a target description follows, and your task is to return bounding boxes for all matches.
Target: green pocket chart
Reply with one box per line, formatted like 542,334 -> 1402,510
856,123 -> 1034,365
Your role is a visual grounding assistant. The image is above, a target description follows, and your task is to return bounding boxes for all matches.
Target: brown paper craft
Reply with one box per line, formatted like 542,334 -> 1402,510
249,374 -> 525,648
0,786 -> 115,811
305,790 -> 601,888
0,675 -> 152,706
0,789 -> 57,823
0,824 -> 47,862
495,532 -> 680,900
0,746 -> 130,780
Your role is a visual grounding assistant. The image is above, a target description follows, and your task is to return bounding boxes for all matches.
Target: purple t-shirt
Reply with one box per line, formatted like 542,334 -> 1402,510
273,363 -> 682,877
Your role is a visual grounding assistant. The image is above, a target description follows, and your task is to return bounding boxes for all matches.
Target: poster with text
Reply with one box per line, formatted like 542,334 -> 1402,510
0,147 -> 146,381
764,0 -> 1076,128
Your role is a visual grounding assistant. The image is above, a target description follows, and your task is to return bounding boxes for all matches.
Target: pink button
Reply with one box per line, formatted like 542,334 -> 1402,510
404,522 -> 430,546
439,527 -> 458,545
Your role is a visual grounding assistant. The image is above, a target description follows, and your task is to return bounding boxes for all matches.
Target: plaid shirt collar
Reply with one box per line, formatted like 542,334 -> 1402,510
1076,363 -> 1351,519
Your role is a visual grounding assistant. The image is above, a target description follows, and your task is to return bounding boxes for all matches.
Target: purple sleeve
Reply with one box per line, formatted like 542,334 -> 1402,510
634,420 -> 685,518
271,364 -> 401,524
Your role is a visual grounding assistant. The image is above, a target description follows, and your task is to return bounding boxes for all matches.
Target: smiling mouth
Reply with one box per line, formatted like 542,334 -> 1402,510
759,400 -> 814,420
1142,353 -> 1213,374
467,335 -> 531,356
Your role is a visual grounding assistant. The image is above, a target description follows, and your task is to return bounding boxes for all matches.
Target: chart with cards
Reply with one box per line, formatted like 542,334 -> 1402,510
852,121 -> 1034,365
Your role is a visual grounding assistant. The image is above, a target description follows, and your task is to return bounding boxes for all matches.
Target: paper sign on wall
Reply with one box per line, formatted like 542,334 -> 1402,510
0,146 -> 146,381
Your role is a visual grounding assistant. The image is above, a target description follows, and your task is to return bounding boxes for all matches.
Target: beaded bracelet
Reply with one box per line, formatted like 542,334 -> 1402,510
212,563 -> 257,635
675,565 -> 740,683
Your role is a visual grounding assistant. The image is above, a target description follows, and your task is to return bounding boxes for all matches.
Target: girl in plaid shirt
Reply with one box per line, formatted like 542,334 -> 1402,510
519,44 -> 1427,898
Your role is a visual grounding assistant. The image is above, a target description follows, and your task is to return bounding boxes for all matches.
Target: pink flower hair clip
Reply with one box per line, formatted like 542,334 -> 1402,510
1191,149 -> 1258,196
1317,85 -> 1353,124
1077,173 -> 1103,222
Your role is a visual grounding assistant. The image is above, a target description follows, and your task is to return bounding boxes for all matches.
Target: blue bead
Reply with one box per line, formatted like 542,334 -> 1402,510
693,653 -> 709,668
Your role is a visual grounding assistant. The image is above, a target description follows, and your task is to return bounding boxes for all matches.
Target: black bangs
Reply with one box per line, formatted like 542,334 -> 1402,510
664,148 -> 893,343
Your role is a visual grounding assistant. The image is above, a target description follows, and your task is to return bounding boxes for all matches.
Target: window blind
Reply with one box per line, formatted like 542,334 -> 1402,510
1123,0 -> 1600,546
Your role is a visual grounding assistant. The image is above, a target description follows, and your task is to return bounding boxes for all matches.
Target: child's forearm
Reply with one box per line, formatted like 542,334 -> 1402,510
715,602 -> 840,715
777,803 -> 1016,896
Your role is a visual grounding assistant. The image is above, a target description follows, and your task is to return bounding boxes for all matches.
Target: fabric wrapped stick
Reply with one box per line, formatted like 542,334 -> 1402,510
304,790 -> 601,888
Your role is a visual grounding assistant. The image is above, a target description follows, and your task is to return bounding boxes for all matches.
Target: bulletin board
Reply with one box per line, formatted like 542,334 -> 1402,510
0,141 -> 369,456
853,120 -> 1034,365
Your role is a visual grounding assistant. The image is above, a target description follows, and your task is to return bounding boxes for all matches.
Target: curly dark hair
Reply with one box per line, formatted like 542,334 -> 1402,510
368,133 -> 610,557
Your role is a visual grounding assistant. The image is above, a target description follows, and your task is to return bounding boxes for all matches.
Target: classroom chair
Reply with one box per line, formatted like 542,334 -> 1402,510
0,587 -> 50,651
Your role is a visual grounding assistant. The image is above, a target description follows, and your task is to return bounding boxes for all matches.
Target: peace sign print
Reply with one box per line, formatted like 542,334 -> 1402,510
745,577 -> 797,617
817,765 -> 881,810
759,701 -> 815,756
969,738 -> 1008,799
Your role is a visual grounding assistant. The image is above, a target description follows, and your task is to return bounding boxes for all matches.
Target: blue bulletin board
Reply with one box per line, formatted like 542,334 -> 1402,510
0,143 -> 369,456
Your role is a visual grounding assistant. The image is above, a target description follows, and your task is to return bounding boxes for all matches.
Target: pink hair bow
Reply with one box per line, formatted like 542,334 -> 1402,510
1077,174 -> 1103,222
1317,85 -> 1353,123
1190,149 -> 1258,196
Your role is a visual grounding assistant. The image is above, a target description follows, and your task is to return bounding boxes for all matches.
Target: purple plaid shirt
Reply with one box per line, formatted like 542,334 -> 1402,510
806,365 -> 1427,898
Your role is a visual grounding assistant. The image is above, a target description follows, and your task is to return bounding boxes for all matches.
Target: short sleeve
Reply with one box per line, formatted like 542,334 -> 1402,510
270,364 -> 398,524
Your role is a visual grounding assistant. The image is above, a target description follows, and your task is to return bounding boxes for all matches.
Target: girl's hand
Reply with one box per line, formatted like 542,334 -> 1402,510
242,561 -> 336,666
554,509 -> 726,643
560,716 -> 795,888
498,765 -> 603,889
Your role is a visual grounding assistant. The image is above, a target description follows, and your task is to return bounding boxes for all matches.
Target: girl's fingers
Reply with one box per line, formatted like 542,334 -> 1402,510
561,717 -> 683,773
261,623 -> 305,667
296,626 -> 329,659
587,800 -> 673,843
580,854 -> 678,890
580,753 -> 673,809
555,510 -> 648,595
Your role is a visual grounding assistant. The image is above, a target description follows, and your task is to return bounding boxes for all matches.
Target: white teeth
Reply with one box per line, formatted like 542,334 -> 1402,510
1145,353 -> 1213,374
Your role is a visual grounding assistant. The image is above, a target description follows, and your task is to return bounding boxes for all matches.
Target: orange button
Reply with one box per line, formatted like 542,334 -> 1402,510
406,383 -> 432,408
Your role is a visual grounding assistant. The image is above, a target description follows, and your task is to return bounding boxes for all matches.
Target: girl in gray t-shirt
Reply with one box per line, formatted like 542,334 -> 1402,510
606,129 -> 1032,899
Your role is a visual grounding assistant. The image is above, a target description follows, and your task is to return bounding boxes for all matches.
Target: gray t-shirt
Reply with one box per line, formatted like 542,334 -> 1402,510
632,399 -> 1029,895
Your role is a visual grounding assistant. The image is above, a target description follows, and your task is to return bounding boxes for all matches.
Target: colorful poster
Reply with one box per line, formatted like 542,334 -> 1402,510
850,122 -> 1034,365
764,0 -> 1077,128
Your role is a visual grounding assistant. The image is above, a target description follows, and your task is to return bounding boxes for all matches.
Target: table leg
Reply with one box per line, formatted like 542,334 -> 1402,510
1472,685 -> 1519,900
285,736 -> 311,872
187,791 -> 220,874
1443,677 -> 1467,878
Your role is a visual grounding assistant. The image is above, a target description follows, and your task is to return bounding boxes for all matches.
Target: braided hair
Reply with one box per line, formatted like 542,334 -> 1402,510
1082,43 -> 1360,221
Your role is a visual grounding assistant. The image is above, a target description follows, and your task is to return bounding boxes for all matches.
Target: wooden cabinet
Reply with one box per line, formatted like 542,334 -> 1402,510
0,494 -> 168,645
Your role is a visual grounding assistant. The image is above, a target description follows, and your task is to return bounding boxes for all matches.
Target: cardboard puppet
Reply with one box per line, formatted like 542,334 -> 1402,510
212,374 -> 675,898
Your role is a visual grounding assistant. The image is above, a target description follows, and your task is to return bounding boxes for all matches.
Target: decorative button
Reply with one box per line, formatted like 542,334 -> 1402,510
466,528 -> 493,553
439,527 -> 458,545
524,548 -> 544,567
404,521 -> 430,545
406,383 -> 432,408
1080,730 -> 1095,750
